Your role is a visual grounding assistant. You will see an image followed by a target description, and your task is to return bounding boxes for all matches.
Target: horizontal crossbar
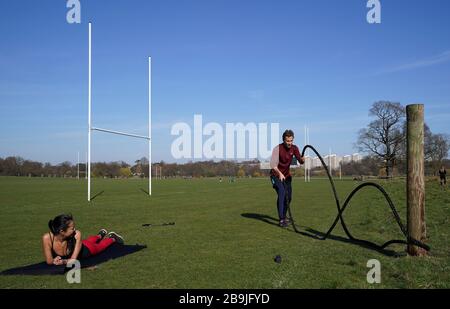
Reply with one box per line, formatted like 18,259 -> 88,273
91,127 -> 151,140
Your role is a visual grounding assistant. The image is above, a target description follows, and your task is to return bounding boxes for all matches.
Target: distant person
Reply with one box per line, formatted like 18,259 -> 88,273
42,214 -> 124,265
270,130 -> 305,228
439,166 -> 446,188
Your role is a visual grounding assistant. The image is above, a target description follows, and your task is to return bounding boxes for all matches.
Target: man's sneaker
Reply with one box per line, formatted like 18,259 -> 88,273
279,220 -> 288,228
98,229 -> 108,239
284,217 -> 291,225
107,232 -> 124,245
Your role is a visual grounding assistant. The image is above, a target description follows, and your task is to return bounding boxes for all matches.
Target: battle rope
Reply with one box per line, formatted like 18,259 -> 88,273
286,145 -> 430,252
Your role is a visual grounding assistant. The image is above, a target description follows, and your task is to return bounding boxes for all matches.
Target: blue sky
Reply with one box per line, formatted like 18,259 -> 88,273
0,0 -> 449,164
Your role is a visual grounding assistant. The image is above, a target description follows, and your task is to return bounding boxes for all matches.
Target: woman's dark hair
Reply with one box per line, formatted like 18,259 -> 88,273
48,214 -> 73,235
282,129 -> 295,141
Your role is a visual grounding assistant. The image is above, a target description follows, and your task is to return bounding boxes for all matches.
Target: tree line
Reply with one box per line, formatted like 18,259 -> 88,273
0,156 -> 270,178
1,154 -> 447,179
0,157 -> 132,178
1,102 -> 448,179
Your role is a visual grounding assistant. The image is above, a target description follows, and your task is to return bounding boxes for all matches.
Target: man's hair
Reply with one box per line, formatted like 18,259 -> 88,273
282,129 -> 295,141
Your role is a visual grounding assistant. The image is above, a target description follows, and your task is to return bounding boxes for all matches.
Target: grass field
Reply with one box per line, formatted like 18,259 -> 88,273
0,176 -> 449,288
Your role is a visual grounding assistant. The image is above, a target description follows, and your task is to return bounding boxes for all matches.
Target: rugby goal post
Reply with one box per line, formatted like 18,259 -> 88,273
87,22 -> 152,201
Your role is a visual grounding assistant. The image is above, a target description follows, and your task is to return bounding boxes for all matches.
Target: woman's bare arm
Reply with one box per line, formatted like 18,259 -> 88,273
42,233 -> 55,265
67,230 -> 82,263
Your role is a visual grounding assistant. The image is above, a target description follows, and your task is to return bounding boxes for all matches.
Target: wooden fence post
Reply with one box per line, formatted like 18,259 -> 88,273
406,104 -> 426,256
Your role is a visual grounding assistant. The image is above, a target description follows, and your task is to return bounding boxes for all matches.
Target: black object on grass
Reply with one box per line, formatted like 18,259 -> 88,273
142,222 -> 175,227
0,244 -> 147,276
274,255 -> 282,264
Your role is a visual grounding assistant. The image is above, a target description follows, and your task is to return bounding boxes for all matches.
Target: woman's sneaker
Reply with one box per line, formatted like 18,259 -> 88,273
98,229 -> 108,239
107,232 -> 124,245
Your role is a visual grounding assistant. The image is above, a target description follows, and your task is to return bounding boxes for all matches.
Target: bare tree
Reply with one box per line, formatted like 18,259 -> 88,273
423,124 -> 434,161
58,161 -> 73,177
428,133 -> 449,173
22,160 -> 43,176
356,101 -> 405,177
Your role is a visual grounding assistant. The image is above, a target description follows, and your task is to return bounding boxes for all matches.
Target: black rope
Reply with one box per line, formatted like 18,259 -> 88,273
286,145 -> 430,252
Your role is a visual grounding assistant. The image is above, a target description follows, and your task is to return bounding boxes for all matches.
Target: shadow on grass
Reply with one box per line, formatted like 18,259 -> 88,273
140,188 -> 149,195
304,227 -> 405,257
91,190 -> 105,201
241,212 -> 405,257
241,213 -> 322,239
241,213 -> 279,227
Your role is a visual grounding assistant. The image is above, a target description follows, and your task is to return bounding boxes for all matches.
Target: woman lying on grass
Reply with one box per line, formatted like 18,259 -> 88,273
42,214 -> 124,266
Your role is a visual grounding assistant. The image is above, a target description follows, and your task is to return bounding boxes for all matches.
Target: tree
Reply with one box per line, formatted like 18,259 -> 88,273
237,168 -> 245,177
58,161 -> 73,177
22,160 -> 43,176
427,133 -> 449,174
397,124 -> 449,175
134,159 -> 143,176
356,101 -> 405,177
1,156 -> 24,176
43,162 -> 55,177
423,124 -> 434,161
119,167 -> 132,178
92,162 -> 107,178
341,156 -> 382,176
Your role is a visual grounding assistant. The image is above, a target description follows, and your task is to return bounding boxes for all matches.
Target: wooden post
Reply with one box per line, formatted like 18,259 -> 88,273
406,104 -> 426,256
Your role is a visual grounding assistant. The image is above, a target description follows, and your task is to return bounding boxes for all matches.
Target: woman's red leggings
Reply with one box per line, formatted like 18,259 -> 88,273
82,235 -> 115,256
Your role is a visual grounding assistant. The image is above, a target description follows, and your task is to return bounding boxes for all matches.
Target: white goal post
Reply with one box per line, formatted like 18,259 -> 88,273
87,22 -> 152,201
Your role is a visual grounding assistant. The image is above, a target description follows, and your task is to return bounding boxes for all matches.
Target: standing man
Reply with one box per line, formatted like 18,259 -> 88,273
439,165 -> 447,188
270,130 -> 305,227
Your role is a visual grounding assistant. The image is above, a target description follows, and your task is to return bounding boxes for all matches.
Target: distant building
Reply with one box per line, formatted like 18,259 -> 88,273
259,162 -> 271,170
324,154 -> 338,170
312,157 -> 321,168
258,152 -> 363,170
352,153 -> 362,162
303,156 -> 314,168
343,155 -> 352,164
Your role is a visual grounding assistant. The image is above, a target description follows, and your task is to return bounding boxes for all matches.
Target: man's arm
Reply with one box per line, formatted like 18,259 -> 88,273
270,145 -> 285,180
273,166 -> 285,181
294,146 -> 305,164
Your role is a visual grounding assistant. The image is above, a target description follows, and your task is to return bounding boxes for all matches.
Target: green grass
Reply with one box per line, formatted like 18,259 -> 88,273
0,176 -> 449,288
